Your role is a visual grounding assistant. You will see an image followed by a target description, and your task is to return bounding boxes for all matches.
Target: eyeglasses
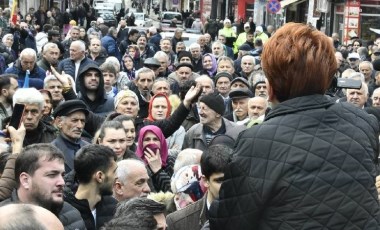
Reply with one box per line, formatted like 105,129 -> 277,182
348,58 -> 359,62
373,52 -> 380,56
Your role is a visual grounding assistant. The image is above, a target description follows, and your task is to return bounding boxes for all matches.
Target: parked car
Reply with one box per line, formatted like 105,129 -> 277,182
133,13 -> 153,27
159,11 -> 183,29
160,29 -> 201,48
99,12 -> 117,27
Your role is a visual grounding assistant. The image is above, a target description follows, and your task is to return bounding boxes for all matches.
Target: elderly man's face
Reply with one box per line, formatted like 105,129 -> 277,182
232,97 -> 249,120
241,58 -> 255,74
176,43 -> 186,53
70,29 -> 80,41
136,72 -> 154,97
22,103 -> 43,131
372,90 -> 380,107
255,83 -> 267,98
231,81 -> 248,90
348,58 -> 360,69
199,102 -> 219,126
347,87 -> 368,108
198,36 -> 206,46
212,44 -> 224,57
113,163 -> 151,201
217,60 -> 234,75
204,34 -> 211,43
359,63 -> 372,81
190,47 -> 201,59
43,47 -> 60,66
160,40 -> 172,53
156,56 -> 169,73
216,76 -> 231,96
21,54 -> 36,71
218,36 -> 226,44
248,97 -> 267,119
176,66 -> 192,84
69,44 -> 84,61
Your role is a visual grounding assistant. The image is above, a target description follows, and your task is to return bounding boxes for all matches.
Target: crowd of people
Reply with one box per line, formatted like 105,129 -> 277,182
0,2 -> 378,229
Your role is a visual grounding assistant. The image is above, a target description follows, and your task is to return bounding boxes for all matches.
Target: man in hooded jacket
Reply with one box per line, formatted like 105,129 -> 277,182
76,63 -> 114,116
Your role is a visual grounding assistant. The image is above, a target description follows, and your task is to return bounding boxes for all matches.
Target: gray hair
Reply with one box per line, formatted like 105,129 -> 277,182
13,88 -> 44,110
20,48 -> 37,60
241,55 -> 256,65
105,56 -> 121,72
116,159 -> 146,184
212,41 -> 224,49
43,75 -> 60,86
173,148 -> 203,173
154,51 -> 169,62
42,42 -> 59,54
135,67 -> 155,81
359,61 -> 373,70
189,43 -> 201,50
71,40 -> 86,52
196,74 -> 215,89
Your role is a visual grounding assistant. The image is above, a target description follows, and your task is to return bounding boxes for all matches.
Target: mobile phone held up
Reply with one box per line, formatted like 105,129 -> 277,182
9,103 -> 25,129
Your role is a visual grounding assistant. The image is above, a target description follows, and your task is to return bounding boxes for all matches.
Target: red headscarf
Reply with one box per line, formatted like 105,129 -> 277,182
135,125 -> 169,167
146,93 -> 172,122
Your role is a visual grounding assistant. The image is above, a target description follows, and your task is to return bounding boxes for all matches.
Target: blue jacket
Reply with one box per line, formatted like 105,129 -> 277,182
5,60 -> 45,89
101,34 -> 121,61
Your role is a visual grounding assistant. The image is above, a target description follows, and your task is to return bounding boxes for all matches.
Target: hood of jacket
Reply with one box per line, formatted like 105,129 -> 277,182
77,62 -> 105,105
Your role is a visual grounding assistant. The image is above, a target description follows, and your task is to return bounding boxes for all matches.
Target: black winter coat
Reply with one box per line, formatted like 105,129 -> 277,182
64,171 -> 117,230
209,94 -> 380,230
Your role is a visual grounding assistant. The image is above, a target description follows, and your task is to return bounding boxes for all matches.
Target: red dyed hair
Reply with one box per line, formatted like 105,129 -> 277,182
261,23 -> 337,102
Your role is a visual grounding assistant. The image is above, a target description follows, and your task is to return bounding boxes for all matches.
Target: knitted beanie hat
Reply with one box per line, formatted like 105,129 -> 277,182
199,93 -> 225,115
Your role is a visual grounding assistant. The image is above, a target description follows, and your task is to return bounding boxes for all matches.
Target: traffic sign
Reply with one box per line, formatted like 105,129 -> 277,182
267,0 -> 281,14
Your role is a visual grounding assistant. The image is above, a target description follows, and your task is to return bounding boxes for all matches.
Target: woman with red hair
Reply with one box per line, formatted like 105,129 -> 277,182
146,93 -> 186,157
209,23 -> 380,229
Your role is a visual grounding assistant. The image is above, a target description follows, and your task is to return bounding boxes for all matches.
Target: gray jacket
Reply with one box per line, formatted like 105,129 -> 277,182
182,118 -> 246,151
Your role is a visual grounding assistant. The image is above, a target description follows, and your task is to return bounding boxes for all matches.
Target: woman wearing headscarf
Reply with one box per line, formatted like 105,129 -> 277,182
146,93 -> 186,157
136,125 -> 175,192
200,53 -> 217,78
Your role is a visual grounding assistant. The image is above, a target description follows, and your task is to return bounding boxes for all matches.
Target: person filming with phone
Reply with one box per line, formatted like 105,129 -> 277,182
12,88 -> 56,147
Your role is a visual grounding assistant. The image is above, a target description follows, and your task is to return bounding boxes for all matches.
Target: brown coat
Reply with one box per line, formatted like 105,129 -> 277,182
0,154 -> 18,201
166,194 -> 208,230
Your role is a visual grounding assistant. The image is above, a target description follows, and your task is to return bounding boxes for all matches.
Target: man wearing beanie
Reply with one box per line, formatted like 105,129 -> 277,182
182,93 -> 246,151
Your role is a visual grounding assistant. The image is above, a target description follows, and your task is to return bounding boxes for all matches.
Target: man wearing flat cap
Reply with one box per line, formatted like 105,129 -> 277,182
182,93 -> 246,151
51,99 -> 90,173
225,88 -> 253,126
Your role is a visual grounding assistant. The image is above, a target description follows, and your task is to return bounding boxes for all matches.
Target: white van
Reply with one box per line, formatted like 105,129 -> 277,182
159,11 -> 183,28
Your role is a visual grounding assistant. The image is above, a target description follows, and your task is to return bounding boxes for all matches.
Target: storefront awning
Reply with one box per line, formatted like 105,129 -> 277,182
281,0 -> 301,8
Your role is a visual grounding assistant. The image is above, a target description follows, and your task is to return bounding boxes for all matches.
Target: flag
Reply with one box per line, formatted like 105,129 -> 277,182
9,0 -> 17,24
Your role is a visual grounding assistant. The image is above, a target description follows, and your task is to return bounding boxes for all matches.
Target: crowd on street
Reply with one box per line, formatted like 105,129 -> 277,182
0,2 -> 379,229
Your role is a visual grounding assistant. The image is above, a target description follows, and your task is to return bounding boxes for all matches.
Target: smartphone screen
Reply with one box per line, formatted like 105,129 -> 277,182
9,103 -> 25,129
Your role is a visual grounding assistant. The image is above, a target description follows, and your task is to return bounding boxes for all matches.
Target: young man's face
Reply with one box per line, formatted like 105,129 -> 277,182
27,158 -> 65,215
103,71 -> 116,91
84,70 -> 100,91
99,159 -> 118,196
205,172 -> 224,203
